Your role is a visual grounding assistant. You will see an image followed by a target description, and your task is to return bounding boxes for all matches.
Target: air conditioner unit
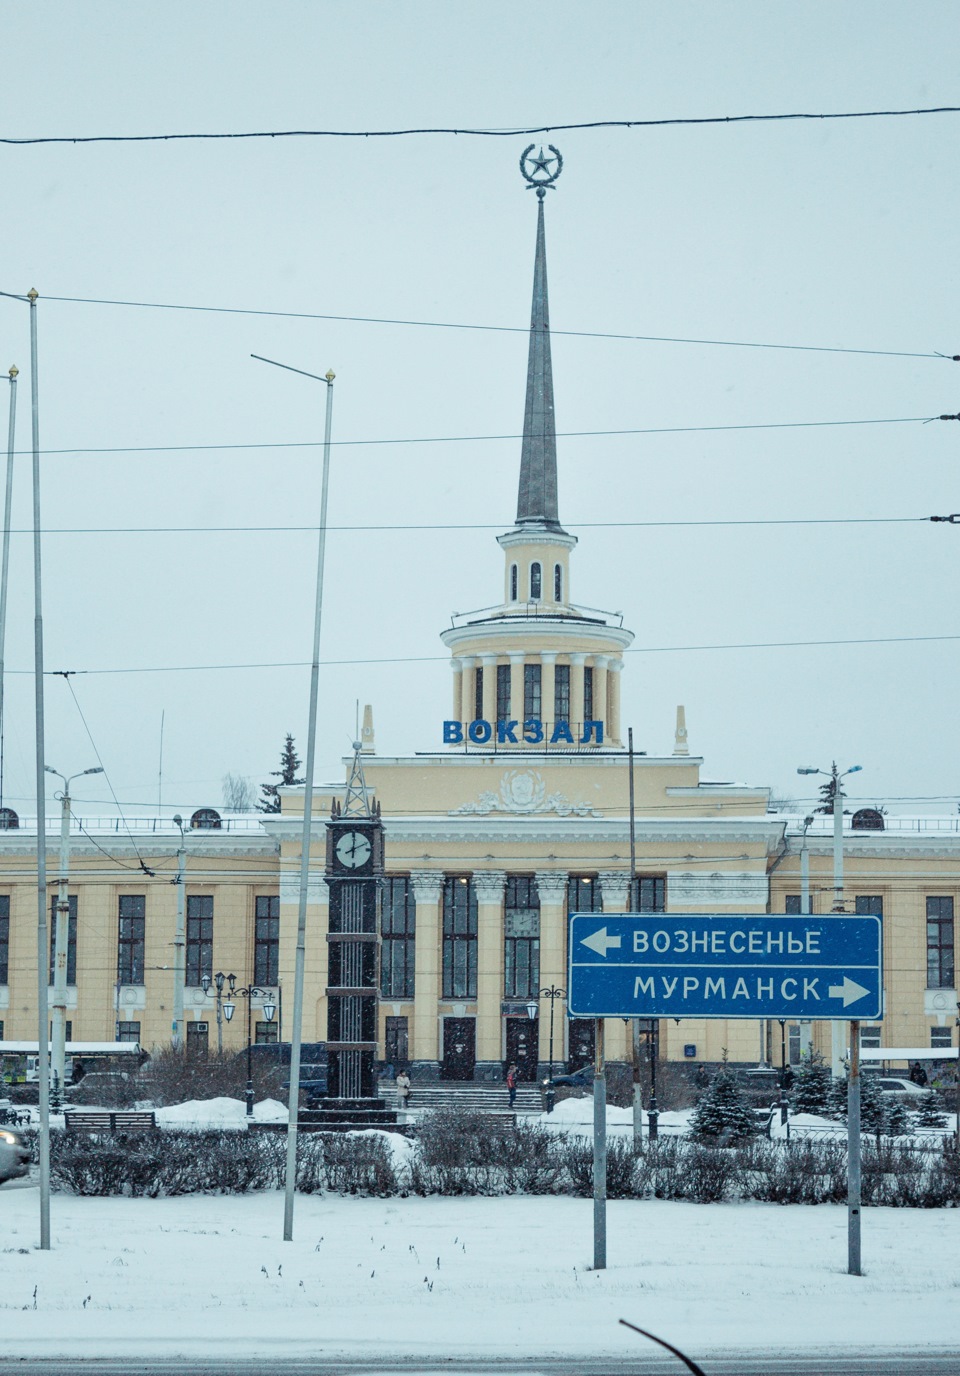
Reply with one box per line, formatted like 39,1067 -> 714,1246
194,1021 -> 209,1033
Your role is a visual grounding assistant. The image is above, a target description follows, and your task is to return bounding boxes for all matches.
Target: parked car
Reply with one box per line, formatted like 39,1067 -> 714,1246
0,1126 -> 31,1184
876,1077 -> 928,1097
63,1071 -> 135,1107
546,1065 -> 594,1089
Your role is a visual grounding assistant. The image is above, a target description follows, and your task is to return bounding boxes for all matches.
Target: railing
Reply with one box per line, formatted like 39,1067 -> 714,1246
785,816 -> 960,835
7,816 -> 268,835
448,600 -> 625,629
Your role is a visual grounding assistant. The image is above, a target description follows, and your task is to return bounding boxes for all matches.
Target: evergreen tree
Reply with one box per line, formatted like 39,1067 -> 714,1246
689,1053 -> 758,1144
826,1072 -> 907,1135
792,1050 -> 833,1115
258,734 -> 305,814
913,1091 -> 948,1129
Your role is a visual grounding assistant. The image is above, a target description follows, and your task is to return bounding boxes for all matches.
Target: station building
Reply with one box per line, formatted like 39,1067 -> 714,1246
0,158 -> 956,1084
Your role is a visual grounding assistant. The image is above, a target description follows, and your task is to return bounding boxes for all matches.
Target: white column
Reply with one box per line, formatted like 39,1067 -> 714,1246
570,653 -> 586,741
449,657 -> 463,722
535,871 -> 568,1067
592,655 -> 609,744
460,656 -> 476,725
411,870 -> 444,1063
540,652 -> 557,738
509,654 -> 525,727
474,870 -> 506,1066
481,653 -> 497,726
607,658 -> 624,747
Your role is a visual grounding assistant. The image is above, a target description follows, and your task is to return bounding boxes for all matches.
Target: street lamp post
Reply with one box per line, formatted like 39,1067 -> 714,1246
537,984 -> 565,1113
224,983 -> 278,1116
44,765 -> 103,1106
200,970 -> 235,1054
171,815 -> 186,1049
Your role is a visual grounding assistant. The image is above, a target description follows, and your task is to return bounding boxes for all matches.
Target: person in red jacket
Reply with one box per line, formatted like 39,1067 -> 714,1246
506,1063 -> 518,1108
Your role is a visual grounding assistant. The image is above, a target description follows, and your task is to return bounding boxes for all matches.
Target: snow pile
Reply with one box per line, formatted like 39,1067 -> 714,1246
536,1096 -> 692,1135
154,1097 -> 250,1130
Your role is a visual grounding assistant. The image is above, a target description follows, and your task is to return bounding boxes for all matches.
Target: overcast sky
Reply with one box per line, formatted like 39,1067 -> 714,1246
0,4 -> 958,821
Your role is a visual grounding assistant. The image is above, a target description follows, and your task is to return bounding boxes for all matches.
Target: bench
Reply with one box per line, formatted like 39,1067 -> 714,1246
64,1110 -> 156,1133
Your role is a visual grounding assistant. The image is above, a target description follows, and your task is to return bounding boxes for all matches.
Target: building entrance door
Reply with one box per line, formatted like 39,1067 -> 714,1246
568,1018 -> 595,1071
505,1016 -> 539,1081
441,1018 -> 476,1081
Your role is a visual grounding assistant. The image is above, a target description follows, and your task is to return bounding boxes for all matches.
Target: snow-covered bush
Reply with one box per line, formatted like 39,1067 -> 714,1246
689,1058 -> 758,1144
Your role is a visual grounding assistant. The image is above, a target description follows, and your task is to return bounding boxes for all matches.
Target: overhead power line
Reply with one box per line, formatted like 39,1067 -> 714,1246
0,415 -> 934,461
1,289 -> 949,362
2,630 -> 956,679
2,105 -> 960,144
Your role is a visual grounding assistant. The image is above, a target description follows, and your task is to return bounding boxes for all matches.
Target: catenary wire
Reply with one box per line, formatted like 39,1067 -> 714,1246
3,630 -> 957,678
1,105 -> 960,143
0,289 -> 948,362
0,414 -> 936,459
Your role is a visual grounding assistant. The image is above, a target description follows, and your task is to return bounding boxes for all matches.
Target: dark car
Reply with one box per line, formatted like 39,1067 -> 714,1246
0,1126 -> 31,1184
547,1065 -> 594,1089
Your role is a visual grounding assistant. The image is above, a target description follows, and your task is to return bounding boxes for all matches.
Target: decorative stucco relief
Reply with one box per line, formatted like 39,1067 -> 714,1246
450,769 -> 601,818
667,870 -> 769,907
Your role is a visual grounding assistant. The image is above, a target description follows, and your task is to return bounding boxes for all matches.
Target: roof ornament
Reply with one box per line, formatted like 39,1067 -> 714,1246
520,144 -> 563,199
343,740 -> 373,817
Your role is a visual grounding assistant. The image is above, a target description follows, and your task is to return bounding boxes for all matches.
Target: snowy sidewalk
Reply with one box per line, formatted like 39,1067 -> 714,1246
2,1188 -> 958,1360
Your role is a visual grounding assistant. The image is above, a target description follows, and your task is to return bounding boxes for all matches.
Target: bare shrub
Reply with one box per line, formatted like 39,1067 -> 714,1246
136,1046 -> 284,1108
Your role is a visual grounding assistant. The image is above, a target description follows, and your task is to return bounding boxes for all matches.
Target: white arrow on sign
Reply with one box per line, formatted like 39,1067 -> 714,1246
827,976 -> 871,1008
580,927 -> 622,958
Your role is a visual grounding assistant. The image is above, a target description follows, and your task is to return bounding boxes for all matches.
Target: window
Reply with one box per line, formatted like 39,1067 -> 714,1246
523,663 -> 541,720
504,875 -> 540,998
48,895 -> 78,984
116,1021 -> 141,1044
496,664 -> 511,722
385,1015 -> 409,1067
554,664 -> 570,724
254,895 -> 280,985
788,1024 -> 801,1064
381,876 -> 415,999
852,808 -> 885,831
190,807 -> 222,830
931,1026 -> 953,1050
442,877 -> 477,999
0,894 -> 9,983
117,895 -> 145,985
255,1021 -> 278,1045
530,562 -> 541,601
554,564 -> 562,601
926,897 -> 955,989
567,875 -> 601,913
633,876 -> 666,912
855,895 -> 883,917
186,894 -> 214,986
510,564 -> 518,601
785,894 -> 806,914
0,807 -> 18,830
583,666 -> 594,722
474,666 -> 483,721
186,1021 -> 209,1056
860,1025 -> 882,1049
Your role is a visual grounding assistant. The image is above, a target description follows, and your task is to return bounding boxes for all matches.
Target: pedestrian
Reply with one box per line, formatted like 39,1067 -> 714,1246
506,1063 -> 518,1108
695,1063 -> 709,1090
909,1061 -> 928,1087
395,1069 -> 411,1110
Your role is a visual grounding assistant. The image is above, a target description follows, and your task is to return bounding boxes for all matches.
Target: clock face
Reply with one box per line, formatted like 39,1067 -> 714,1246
335,829 -> 372,869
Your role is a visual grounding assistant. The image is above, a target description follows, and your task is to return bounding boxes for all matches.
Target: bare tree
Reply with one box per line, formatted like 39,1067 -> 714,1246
222,772 -> 254,812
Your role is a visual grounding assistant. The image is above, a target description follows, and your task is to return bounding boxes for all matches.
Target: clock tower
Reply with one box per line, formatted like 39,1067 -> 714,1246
324,742 -> 383,1098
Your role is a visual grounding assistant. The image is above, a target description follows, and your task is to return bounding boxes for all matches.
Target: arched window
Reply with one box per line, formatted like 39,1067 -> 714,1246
190,807 -> 222,830
0,806 -> 19,830
530,562 -> 542,601
510,564 -> 518,601
554,563 -> 562,602
851,808 -> 885,831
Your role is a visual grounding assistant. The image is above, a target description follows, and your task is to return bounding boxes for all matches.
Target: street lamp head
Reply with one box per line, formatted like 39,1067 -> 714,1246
200,973 -> 211,994
83,767 -> 104,776
262,1001 -> 277,1023
44,765 -> 59,777
223,1001 -> 235,1022
797,767 -> 820,776
214,972 -> 225,994
172,814 -> 182,827
526,1001 -> 539,1021
846,765 -> 863,775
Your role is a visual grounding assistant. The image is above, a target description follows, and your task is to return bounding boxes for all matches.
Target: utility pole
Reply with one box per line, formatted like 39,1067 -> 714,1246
0,366 -> 17,808
627,727 -> 641,1146
171,815 -> 186,1048
46,766 -> 103,1104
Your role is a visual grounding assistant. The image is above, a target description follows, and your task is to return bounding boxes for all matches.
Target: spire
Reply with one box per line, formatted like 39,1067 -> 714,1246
516,146 -> 564,532
343,740 -> 373,817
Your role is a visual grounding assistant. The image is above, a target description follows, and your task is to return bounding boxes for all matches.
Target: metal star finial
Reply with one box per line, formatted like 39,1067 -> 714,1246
520,143 -> 563,198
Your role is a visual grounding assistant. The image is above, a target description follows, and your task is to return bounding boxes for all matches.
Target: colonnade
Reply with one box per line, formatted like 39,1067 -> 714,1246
449,652 -> 624,746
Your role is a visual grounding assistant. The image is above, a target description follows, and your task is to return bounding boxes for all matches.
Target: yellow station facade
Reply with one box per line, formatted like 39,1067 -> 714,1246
0,154 -> 957,1084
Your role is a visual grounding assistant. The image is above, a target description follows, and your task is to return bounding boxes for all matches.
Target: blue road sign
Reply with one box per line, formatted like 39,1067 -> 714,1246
568,912 -> 882,1020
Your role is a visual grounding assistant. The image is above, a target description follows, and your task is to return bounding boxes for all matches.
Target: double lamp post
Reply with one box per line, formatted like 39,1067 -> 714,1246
200,970 -> 276,1116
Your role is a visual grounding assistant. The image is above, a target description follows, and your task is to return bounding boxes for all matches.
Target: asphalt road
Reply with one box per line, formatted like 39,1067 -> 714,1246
1,1357 -> 958,1376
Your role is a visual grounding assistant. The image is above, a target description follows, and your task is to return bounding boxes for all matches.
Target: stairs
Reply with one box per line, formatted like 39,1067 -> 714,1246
378,1079 -> 544,1117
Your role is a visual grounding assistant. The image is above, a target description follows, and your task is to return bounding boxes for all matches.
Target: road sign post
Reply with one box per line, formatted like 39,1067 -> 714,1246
593,1018 -> 606,1271
569,912 -> 882,1277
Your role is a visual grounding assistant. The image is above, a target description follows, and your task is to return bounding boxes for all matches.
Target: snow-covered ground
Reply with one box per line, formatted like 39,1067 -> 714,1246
2,1186 -> 958,1360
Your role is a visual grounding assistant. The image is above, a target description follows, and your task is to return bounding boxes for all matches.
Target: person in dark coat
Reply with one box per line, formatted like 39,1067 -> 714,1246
909,1061 -> 928,1087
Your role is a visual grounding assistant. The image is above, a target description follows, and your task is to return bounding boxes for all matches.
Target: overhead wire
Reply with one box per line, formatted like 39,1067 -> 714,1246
0,288 -> 950,363
2,104 -> 960,143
